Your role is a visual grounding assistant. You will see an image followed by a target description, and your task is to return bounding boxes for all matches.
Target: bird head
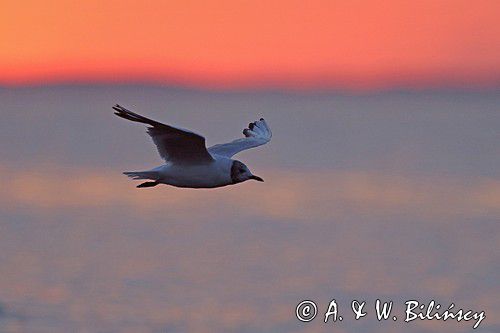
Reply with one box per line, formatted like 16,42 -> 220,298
230,160 -> 264,184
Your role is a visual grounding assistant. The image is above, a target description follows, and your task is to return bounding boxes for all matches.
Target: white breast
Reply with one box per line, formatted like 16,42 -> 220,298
157,157 -> 233,188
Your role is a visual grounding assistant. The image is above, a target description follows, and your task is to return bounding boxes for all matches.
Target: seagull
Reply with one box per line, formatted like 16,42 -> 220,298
113,104 -> 272,189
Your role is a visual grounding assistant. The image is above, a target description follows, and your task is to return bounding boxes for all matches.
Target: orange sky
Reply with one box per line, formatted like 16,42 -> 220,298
1,0 -> 500,89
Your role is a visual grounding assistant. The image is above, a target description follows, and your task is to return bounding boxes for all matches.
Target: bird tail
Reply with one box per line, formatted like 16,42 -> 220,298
123,171 -> 159,180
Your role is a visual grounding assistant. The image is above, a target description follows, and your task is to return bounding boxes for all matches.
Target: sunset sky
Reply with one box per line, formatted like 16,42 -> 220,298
1,0 -> 500,89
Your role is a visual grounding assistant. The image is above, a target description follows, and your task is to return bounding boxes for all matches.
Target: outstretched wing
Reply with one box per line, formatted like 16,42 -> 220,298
208,118 -> 272,158
113,104 -> 214,164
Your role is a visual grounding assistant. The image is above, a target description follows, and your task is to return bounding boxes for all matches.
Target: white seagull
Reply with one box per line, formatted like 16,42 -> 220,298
113,104 -> 272,188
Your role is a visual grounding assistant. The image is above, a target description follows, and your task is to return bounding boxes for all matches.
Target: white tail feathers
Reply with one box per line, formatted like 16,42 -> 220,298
123,171 -> 159,180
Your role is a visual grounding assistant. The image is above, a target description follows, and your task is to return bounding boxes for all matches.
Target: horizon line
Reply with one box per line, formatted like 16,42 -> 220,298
1,78 -> 499,94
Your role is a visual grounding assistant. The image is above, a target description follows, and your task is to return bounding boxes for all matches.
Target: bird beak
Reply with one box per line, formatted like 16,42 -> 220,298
250,175 -> 264,182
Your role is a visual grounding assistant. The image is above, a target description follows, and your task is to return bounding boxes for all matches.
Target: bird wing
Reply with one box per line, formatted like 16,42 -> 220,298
208,118 -> 272,158
113,104 -> 214,164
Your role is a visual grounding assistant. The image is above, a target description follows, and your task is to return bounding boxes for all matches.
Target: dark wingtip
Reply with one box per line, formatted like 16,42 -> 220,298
113,104 -> 128,113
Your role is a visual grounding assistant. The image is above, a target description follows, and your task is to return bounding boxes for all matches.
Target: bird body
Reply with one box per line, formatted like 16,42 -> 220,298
126,157 -> 233,188
114,105 -> 271,189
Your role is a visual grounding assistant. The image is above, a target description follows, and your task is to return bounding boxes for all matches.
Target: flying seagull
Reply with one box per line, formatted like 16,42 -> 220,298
113,104 -> 272,188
